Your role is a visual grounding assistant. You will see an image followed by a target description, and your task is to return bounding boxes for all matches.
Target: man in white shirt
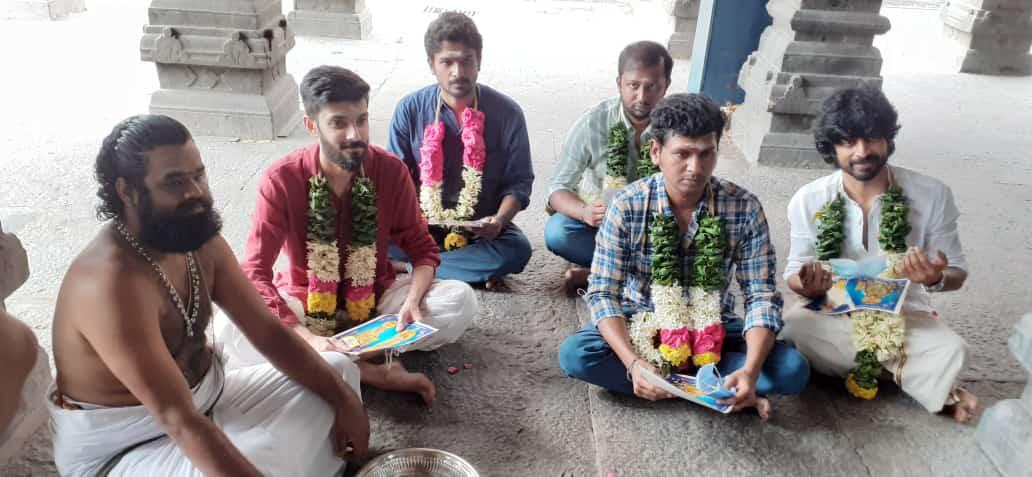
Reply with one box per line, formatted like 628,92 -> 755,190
780,87 -> 978,423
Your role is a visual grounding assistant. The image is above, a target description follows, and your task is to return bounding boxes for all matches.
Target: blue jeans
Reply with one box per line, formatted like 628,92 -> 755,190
557,320 -> 810,396
390,223 -> 532,283
544,213 -> 597,268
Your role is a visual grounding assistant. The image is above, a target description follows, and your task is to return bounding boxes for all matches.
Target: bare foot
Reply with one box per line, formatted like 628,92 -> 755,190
942,387 -> 978,424
484,277 -> 509,292
357,360 -> 436,405
729,397 -> 771,420
562,268 -> 589,297
755,397 -> 772,421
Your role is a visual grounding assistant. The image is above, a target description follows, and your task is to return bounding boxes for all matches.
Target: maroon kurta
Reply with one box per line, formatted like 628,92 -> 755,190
241,143 -> 440,325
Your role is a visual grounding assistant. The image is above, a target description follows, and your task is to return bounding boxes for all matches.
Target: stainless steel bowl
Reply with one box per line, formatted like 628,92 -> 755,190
355,448 -> 479,477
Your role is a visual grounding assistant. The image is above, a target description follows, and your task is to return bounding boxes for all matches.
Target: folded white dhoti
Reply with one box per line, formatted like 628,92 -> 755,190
48,352 -> 360,476
216,276 -> 477,369
782,302 -> 969,412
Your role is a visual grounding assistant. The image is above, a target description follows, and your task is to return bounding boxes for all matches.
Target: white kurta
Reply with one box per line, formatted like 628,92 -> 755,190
215,276 -> 477,369
780,166 -> 969,412
49,352 -> 360,476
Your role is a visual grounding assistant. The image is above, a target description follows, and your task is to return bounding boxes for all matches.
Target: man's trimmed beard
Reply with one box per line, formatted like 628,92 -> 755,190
136,189 -> 222,253
840,153 -> 888,182
319,133 -> 367,172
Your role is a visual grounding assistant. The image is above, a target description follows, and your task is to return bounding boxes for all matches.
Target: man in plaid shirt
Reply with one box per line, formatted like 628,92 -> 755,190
557,94 -> 809,417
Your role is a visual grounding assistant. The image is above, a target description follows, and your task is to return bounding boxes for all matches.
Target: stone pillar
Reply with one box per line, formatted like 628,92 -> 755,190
976,313 -> 1032,476
666,0 -> 701,59
1,0 -> 84,20
0,348 -> 52,465
140,0 -> 302,140
941,0 -> 1032,75
288,0 -> 372,39
730,0 -> 891,167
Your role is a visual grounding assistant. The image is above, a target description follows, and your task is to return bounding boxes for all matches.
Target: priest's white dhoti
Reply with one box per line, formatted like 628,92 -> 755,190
781,303 -> 969,412
48,352 -> 360,476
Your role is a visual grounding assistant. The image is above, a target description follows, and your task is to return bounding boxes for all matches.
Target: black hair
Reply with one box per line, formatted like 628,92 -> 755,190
618,41 -> 673,84
95,115 -> 193,221
299,66 -> 371,118
649,93 -> 726,145
814,86 -> 900,164
424,12 -> 483,63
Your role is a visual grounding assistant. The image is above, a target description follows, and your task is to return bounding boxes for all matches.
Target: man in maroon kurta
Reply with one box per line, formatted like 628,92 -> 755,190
217,66 -> 477,403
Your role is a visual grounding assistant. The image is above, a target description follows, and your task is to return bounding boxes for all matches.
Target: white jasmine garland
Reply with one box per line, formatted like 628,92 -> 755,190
344,245 -> 377,286
306,242 -> 340,282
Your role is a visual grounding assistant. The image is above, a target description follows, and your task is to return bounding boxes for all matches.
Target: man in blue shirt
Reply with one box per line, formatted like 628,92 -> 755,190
387,12 -> 533,289
557,94 -> 809,418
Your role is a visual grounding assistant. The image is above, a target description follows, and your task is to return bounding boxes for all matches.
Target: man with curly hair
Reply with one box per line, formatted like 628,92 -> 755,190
558,94 -> 809,417
781,86 -> 978,423
387,12 -> 534,290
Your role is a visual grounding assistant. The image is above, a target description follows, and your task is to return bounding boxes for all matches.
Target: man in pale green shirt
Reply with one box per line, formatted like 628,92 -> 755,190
546,41 -> 672,294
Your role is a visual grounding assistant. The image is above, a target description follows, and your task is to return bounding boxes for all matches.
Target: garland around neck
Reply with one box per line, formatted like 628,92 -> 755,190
600,118 -> 658,202
418,90 -> 487,251
815,171 -> 911,399
630,183 -> 728,375
304,171 -> 378,336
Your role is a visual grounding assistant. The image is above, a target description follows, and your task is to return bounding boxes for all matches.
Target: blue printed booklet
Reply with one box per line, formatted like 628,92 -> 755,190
805,257 -> 911,315
639,367 -> 734,414
332,314 -> 437,355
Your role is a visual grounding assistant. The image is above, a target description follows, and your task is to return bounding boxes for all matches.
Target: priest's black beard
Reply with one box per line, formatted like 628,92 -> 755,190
136,191 -> 222,253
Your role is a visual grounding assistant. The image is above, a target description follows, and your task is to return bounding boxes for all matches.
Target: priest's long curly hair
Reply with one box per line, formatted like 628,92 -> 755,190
94,114 -> 192,221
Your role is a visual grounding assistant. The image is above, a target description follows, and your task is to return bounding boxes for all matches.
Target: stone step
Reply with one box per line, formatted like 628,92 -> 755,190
783,41 -> 884,76
768,72 -> 883,115
791,8 -> 892,37
758,132 -> 826,168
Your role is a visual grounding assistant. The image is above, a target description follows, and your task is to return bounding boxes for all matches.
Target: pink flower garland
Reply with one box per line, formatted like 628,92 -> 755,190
419,122 -> 446,186
418,101 -> 487,226
460,108 -> 486,170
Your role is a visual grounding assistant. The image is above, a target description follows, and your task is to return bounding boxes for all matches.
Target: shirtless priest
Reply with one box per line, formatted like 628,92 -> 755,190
48,115 -> 369,476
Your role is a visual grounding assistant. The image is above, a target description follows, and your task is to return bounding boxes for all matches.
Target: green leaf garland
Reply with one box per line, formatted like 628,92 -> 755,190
637,138 -> 659,178
307,175 -> 336,244
606,122 -> 629,178
878,187 -> 910,253
692,210 -> 725,292
814,195 -> 845,261
351,176 -> 377,246
649,213 -> 681,287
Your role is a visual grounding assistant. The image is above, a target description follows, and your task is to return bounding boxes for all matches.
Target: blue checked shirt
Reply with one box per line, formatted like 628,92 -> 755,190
585,174 -> 784,335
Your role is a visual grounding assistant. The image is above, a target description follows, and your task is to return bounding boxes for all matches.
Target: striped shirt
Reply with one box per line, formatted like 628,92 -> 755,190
585,174 -> 784,335
548,97 -> 652,203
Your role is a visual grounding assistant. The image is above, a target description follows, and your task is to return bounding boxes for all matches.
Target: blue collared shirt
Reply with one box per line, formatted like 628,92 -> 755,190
585,174 -> 784,335
387,84 -> 534,219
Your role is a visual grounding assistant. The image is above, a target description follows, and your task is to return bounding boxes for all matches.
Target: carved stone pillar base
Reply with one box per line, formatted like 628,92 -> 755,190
977,313 -> 1032,476
731,0 -> 890,167
289,0 -> 372,39
666,0 -> 701,59
149,64 -> 302,139
141,0 -> 301,139
941,0 -> 1032,75
1,0 -> 85,20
